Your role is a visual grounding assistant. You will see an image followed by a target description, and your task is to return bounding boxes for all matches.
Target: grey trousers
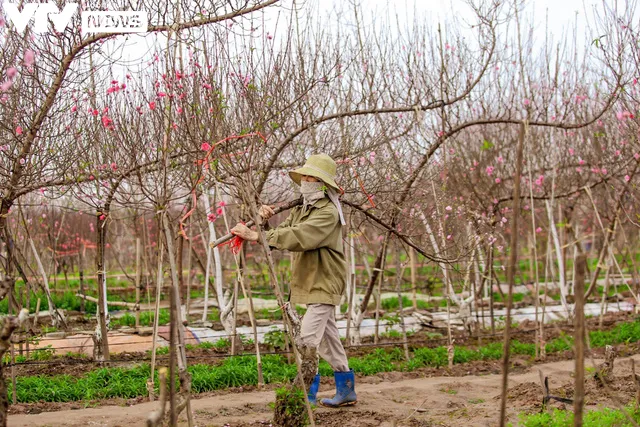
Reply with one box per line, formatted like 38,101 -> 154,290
300,303 -> 350,372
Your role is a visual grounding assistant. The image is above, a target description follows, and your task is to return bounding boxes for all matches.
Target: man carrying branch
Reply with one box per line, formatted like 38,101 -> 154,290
231,153 -> 357,407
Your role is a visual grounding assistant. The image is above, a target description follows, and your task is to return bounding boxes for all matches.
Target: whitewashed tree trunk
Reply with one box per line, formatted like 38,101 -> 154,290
419,211 -> 463,306
348,235 -> 356,313
545,200 -> 569,316
202,192 -> 234,334
347,238 -> 373,345
28,238 -> 63,327
201,239 -> 212,323
477,246 -> 489,299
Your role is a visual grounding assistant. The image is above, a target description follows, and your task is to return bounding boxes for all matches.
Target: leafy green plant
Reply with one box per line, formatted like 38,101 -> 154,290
213,338 -> 231,350
12,319 -> 640,405
380,330 -> 403,339
520,405 -> 640,427
273,386 -> 309,427
30,345 -> 55,361
264,328 -> 287,350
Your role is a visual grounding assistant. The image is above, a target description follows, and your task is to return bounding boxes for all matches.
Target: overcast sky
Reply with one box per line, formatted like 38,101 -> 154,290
100,0 -> 622,83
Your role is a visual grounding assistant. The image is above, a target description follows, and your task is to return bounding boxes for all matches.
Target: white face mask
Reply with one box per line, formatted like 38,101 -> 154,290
300,180 -> 325,204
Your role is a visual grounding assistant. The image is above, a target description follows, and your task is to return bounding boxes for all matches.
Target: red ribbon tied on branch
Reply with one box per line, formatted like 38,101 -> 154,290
220,222 -> 245,254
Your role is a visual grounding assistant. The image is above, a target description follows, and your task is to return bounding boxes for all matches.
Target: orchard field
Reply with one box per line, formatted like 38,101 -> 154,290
1,0 -> 640,426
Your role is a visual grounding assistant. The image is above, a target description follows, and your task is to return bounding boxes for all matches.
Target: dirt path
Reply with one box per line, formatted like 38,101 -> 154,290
9,355 -> 640,427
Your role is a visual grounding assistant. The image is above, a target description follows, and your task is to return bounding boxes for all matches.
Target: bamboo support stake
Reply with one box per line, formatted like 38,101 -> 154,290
574,254 -> 587,427
410,247 -> 417,309
202,224 -> 212,323
78,244 -> 86,313
546,200 -> 569,316
394,241 -> 410,361
584,186 -> 622,299
345,233 -> 356,345
488,247 -> 495,334
148,232 -> 164,402
239,249 -> 264,386
28,238 -> 63,328
373,240 -> 388,344
162,214 -> 193,426
8,289 -> 15,405
230,272 -> 240,355
599,258 -> 611,328
135,238 -> 141,329
185,217 -> 192,319
32,298 -> 40,328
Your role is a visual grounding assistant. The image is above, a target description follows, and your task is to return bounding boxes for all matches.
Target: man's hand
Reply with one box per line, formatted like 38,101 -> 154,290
259,204 -> 276,221
231,223 -> 259,241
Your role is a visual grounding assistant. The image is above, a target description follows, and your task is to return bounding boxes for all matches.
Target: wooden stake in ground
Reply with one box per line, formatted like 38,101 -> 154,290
135,238 -> 141,330
28,239 -> 64,328
162,214 -> 193,427
345,233 -> 356,346
373,237 -> 389,344
574,254 -> 587,427
238,249 -> 264,386
410,247 -> 417,309
78,243 -> 86,313
394,240 -> 410,361
498,122 -> 526,427
148,227 -> 165,402
185,216 -> 193,319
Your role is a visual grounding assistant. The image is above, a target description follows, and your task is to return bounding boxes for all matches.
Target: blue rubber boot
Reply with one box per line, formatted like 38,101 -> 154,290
320,370 -> 357,407
308,374 -> 320,405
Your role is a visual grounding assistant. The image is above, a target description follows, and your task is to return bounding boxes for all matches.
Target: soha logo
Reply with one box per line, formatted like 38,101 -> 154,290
3,2 -> 148,34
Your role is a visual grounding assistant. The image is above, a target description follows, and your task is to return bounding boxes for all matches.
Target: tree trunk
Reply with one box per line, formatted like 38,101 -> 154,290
95,211 -> 110,360
0,311 -> 27,427
574,254 -> 587,427
499,122 -> 525,427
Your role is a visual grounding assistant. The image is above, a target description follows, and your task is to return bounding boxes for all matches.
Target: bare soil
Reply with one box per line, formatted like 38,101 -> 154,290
9,354 -> 640,427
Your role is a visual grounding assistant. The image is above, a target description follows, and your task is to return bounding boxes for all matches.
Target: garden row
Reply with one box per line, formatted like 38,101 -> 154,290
7,318 -> 640,404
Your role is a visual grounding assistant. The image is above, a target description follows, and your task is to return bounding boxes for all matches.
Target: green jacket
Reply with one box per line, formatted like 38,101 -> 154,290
266,197 -> 346,306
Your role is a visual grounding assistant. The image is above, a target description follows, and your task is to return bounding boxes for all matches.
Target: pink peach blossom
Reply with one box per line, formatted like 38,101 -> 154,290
23,50 -> 35,66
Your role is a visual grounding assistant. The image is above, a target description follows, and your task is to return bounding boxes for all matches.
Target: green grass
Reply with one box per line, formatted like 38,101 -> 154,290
381,296 -> 432,311
10,319 -> 640,404
520,405 -> 640,426
110,309 -> 171,328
